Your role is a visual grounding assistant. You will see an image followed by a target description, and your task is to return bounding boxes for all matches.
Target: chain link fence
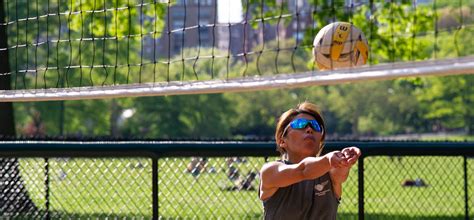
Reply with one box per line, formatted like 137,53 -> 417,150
362,156 -> 473,219
0,141 -> 473,219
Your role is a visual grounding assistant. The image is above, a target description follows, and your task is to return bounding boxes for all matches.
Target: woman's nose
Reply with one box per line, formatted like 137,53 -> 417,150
305,125 -> 313,133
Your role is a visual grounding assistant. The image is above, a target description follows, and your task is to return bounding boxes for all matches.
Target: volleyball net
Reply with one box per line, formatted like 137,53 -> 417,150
0,0 -> 472,101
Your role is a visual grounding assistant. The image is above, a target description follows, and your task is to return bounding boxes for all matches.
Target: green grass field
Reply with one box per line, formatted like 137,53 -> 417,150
17,156 -> 473,219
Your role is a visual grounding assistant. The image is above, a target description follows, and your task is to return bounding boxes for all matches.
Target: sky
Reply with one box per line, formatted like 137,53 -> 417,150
217,0 -> 243,24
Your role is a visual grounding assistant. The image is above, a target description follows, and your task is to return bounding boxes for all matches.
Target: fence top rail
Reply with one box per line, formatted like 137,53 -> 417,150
0,140 -> 473,157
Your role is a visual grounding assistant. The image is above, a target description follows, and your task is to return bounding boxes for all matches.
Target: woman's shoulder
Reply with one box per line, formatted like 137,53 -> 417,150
260,161 -> 288,178
260,160 -> 285,170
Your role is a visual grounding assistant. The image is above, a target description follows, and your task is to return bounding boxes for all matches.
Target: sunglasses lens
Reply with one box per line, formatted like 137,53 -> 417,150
310,121 -> 322,132
290,119 -> 322,132
291,119 -> 307,129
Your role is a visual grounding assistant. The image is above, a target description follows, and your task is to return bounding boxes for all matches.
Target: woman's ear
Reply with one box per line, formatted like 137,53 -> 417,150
279,139 -> 287,151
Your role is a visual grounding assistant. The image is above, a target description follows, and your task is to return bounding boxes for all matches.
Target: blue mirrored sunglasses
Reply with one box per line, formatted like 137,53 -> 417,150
283,118 -> 322,135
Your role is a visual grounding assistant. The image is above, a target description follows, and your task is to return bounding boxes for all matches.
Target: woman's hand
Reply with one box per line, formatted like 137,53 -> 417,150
341,146 -> 361,166
326,151 -> 349,168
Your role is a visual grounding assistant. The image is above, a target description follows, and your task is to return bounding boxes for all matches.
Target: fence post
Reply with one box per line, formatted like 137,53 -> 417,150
358,156 -> 364,220
464,156 -> 469,220
153,158 -> 158,220
45,158 -> 50,220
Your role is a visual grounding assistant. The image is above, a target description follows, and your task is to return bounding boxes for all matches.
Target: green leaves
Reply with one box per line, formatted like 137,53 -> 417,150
68,0 -> 167,37
417,75 -> 474,131
244,0 -> 290,29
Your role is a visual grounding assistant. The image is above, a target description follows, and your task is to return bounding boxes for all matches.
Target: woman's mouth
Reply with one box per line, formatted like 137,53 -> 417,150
303,135 -> 316,141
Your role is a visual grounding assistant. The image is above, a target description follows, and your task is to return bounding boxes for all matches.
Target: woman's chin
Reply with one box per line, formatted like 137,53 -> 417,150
302,146 -> 318,156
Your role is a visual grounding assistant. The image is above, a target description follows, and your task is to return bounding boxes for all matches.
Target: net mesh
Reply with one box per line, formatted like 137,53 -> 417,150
0,0 -> 472,101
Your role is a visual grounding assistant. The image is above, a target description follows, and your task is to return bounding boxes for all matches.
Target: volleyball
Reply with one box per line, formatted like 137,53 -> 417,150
313,22 -> 369,70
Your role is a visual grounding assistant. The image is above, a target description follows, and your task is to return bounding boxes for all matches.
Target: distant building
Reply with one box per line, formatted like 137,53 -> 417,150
144,0 -> 216,60
145,0 -> 360,60
215,0 -> 315,59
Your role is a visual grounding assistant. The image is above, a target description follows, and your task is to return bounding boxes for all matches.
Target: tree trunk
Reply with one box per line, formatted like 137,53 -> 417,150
465,76 -> 474,135
110,99 -> 121,136
0,0 -> 38,216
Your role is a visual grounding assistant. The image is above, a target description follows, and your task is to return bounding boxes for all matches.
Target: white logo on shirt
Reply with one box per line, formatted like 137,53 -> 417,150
315,180 -> 329,191
314,180 -> 331,196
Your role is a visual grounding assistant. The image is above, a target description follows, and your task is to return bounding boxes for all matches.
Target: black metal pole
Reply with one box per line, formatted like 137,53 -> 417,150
464,156 -> 469,220
0,0 -> 15,136
0,0 -> 38,215
153,157 -> 158,220
358,156 -> 364,220
45,158 -> 50,219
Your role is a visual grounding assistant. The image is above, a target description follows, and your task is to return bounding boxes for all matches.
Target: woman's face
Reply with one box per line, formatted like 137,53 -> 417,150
282,113 -> 323,160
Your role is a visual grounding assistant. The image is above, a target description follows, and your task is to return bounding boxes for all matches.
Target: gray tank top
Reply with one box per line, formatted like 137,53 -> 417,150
262,162 -> 339,220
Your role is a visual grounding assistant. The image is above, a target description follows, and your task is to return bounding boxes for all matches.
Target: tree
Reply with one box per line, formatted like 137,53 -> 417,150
120,48 -> 236,139
9,0 -> 170,137
415,5 -> 474,135
417,75 -> 474,134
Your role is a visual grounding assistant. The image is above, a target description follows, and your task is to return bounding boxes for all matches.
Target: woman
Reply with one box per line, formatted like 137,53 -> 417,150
260,101 -> 360,220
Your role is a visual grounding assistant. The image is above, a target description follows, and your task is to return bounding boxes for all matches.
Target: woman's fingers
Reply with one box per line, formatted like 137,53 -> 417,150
340,147 -> 361,166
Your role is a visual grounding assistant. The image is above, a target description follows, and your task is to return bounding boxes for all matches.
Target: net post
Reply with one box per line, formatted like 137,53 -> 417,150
0,0 -> 14,132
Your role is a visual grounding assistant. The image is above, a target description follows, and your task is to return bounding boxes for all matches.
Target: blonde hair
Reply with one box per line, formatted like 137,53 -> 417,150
275,101 -> 326,158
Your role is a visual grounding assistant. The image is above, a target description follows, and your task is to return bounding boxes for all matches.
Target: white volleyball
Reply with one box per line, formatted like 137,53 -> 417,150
313,22 -> 369,70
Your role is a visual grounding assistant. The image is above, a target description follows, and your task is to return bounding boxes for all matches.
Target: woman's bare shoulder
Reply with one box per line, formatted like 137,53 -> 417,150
260,160 -> 284,172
